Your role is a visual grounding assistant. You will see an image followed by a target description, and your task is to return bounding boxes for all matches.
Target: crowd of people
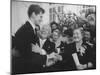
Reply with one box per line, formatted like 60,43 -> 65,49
12,4 -> 96,74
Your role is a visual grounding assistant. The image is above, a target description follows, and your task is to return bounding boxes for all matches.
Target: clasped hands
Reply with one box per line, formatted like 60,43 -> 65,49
46,52 -> 62,67
32,43 -> 47,55
32,43 -> 62,67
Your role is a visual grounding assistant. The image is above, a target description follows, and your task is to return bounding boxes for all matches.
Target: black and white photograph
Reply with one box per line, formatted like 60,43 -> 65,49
11,0 -> 96,75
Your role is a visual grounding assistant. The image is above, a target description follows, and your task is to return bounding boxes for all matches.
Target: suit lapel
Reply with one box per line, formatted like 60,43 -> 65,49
37,38 -> 40,47
42,39 -> 47,49
26,21 -> 39,45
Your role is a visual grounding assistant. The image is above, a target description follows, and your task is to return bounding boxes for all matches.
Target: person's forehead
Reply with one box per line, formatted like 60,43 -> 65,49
63,27 -> 67,29
37,12 -> 43,16
52,24 -> 57,26
53,32 -> 59,35
84,31 -> 90,34
74,29 -> 81,33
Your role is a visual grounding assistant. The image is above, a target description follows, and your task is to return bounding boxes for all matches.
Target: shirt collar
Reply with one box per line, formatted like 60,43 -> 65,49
40,38 -> 46,42
39,38 -> 46,48
28,19 -> 35,29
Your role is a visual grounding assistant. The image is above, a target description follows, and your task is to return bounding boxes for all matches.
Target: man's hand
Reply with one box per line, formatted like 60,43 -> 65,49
48,52 -> 62,62
55,54 -> 62,61
46,53 -> 56,67
32,43 -> 42,54
46,52 -> 62,67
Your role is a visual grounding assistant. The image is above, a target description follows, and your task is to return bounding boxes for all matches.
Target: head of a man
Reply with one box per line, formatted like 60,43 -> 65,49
39,25 -> 51,39
28,4 -> 45,25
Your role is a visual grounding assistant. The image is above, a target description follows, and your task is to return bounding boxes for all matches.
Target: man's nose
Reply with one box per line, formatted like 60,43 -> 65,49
40,19 -> 42,22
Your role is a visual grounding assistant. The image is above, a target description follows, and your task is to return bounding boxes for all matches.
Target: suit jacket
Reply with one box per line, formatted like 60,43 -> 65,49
57,42 -> 75,70
12,21 -> 47,74
43,42 -> 75,72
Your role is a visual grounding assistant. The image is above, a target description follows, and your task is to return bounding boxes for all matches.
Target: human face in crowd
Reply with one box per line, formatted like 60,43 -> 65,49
52,31 -> 60,42
40,26 -> 50,39
73,29 -> 83,42
62,26 -> 67,32
84,31 -> 91,41
31,12 -> 43,25
87,14 -> 95,26
51,24 -> 57,30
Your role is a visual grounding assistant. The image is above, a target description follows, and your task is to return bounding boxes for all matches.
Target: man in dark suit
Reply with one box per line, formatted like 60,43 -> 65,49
12,4 -> 57,74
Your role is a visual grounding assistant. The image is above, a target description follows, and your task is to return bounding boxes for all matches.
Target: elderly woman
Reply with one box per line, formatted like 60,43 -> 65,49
71,28 -> 95,70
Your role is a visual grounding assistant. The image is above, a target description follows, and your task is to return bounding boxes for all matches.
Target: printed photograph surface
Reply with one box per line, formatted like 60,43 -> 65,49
11,0 -> 96,74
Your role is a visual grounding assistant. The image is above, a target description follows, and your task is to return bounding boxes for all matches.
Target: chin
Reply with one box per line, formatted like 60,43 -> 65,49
42,36 -> 47,39
74,39 -> 80,42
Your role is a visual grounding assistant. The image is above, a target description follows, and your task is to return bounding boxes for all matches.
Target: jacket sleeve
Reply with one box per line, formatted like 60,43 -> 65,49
31,52 -> 47,67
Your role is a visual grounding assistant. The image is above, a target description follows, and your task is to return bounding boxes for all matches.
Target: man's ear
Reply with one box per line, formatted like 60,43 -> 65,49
31,12 -> 36,19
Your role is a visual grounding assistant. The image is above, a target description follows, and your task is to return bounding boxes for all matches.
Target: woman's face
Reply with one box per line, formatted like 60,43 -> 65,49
73,29 -> 83,42
52,24 -> 57,30
84,31 -> 91,41
52,31 -> 60,42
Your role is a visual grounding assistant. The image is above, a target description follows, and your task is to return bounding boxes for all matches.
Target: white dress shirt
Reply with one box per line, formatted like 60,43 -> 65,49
39,38 -> 46,48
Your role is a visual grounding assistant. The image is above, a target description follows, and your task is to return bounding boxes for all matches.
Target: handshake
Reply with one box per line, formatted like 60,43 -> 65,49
31,43 -> 63,67
46,52 -> 62,67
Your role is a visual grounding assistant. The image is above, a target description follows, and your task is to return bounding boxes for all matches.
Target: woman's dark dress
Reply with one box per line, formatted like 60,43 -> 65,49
71,42 -> 96,69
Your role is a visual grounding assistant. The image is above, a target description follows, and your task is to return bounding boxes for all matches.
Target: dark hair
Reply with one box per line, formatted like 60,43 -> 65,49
73,27 -> 84,37
84,28 -> 91,32
50,21 -> 58,27
64,28 -> 73,37
52,27 -> 61,33
28,4 -> 45,18
85,8 -> 96,18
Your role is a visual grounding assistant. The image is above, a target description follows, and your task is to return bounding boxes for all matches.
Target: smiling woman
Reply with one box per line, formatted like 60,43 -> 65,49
72,28 -> 95,70
73,28 -> 84,42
